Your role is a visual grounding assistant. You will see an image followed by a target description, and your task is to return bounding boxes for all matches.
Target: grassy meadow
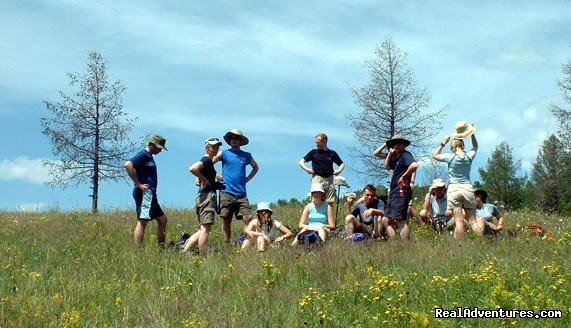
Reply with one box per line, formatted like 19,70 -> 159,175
0,204 -> 569,327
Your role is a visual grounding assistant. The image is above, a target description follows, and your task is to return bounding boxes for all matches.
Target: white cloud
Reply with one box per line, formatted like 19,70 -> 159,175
0,157 -> 51,184
17,202 -> 47,212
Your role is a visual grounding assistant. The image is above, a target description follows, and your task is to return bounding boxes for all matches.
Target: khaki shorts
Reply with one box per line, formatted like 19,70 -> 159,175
311,175 -> 336,204
219,191 -> 252,220
195,191 -> 216,225
447,184 -> 476,209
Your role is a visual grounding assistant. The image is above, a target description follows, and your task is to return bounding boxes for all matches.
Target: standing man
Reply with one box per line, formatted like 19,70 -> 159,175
345,184 -> 385,238
381,134 -> 418,241
299,132 -> 345,204
216,129 -> 259,244
182,137 -> 222,255
125,134 -> 168,247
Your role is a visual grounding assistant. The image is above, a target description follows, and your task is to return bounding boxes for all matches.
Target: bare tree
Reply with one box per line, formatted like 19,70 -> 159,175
347,36 -> 445,184
420,158 -> 449,186
41,51 -> 137,213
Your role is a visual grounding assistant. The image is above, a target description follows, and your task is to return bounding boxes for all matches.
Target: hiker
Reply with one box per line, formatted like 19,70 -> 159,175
215,129 -> 259,244
345,184 -> 385,238
124,134 -> 168,247
432,121 -> 484,237
292,183 -> 336,246
299,132 -> 345,204
420,178 -> 454,233
475,189 -> 505,236
242,202 -> 294,252
381,135 -> 418,241
181,137 -> 223,256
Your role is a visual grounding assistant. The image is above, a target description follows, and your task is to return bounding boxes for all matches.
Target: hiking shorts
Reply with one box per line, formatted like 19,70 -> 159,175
195,191 -> 217,225
219,191 -> 251,220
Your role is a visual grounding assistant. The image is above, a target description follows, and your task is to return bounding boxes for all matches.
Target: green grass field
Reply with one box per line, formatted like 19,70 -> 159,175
0,206 -> 569,327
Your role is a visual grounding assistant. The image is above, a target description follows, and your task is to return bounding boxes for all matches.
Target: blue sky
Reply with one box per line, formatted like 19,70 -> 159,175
0,0 -> 568,211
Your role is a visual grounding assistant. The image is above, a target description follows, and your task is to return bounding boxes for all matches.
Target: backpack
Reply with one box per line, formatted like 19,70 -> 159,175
234,233 -> 247,245
297,230 -> 323,245
169,233 -> 191,250
347,232 -> 370,243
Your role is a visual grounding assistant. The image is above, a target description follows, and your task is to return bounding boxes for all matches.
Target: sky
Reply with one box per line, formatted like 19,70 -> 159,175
0,0 -> 569,212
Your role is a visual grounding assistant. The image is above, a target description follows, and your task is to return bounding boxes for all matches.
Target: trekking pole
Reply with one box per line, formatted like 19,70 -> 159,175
335,184 -> 341,219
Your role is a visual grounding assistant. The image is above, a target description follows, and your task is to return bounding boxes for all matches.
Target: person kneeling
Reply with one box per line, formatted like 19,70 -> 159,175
242,202 -> 293,252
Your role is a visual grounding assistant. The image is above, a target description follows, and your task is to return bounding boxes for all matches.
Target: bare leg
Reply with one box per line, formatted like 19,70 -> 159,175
197,224 -> 212,255
465,208 -> 484,236
317,226 -> 327,242
182,231 -> 200,252
156,215 -> 167,246
452,208 -> 465,238
222,217 -> 232,243
256,235 -> 267,252
345,215 -> 356,237
398,220 -> 410,241
134,219 -> 148,246
383,217 -> 397,240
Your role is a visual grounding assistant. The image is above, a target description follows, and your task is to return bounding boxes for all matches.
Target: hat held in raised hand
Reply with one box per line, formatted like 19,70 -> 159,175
453,121 -> 476,139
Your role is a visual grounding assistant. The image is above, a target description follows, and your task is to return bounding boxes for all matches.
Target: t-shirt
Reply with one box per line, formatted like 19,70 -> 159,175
198,156 -> 217,193
352,199 -> 385,225
476,203 -> 500,223
308,202 -> 329,225
438,150 -> 476,184
303,149 -> 343,178
250,219 -> 283,240
129,149 -> 157,189
388,151 -> 416,198
221,149 -> 253,197
426,194 -> 449,219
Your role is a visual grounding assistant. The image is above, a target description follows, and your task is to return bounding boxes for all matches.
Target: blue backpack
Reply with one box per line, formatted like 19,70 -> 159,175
348,232 -> 370,243
297,230 -> 323,245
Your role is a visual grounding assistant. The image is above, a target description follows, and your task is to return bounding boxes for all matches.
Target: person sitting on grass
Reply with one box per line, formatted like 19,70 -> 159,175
292,183 -> 336,246
475,189 -> 505,236
242,202 -> 294,252
345,184 -> 384,239
419,178 -> 453,233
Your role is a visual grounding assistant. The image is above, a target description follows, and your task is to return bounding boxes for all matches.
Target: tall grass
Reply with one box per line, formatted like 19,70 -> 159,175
0,206 -> 569,327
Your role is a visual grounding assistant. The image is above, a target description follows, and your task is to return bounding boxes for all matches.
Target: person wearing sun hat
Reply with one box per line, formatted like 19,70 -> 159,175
432,121 -> 484,237
380,134 -> 418,241
124,134 -> 168,247
181,137 -> 223,255
420,178 -> 453,233
292,183 -> 336,245
241,202 -> 294,252
214,129 -> 259,244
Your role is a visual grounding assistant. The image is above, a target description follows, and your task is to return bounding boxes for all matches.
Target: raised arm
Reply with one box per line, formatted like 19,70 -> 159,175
373,143 -> 388,159
432,135 -> 451,161
470,134 -> 478,152
385,148 -> 396,170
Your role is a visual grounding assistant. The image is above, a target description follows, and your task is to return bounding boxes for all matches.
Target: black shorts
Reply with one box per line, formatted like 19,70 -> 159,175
384,195 -> 411,220
133,188 -> 164,220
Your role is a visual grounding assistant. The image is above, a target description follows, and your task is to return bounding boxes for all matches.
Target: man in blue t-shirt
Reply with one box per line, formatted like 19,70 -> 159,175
214,129 -> 259,244
299,132 -> 345,204
345,184 -> 385,238
381,134 -> 418,241
124,134 -> 168,247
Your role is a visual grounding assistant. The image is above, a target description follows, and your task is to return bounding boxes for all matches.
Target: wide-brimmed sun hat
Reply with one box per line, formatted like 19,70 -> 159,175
310,183 -> 325,194
453,121 -> 477,139
223,129 -> 249,146
333,176 -> 348,186
256,202 -> 273,213
431,178 -> 446,189
386,134 -> 411,149
147,134 -> 168,150
204,137 -> 222,147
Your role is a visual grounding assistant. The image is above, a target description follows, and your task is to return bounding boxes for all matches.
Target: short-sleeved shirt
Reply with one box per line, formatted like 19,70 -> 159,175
438,150 -> 476,184
477,203 -> 500,223
426,194 -> 448,218
303,149 -> 343,178
221,149 -> 252,197
352,199 -> 385,225
308,202 -> 329,226
250,219 -> 283,240
388,150 -> 416,198
129,149 -> 158,189
198,156 -> 217,193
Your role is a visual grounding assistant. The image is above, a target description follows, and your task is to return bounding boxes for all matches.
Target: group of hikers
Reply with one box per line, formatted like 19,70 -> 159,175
124,121 -> 505,255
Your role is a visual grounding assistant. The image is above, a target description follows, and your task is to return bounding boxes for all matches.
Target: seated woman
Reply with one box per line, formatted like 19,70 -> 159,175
242,202 -> 293,252
419,178 -> 453,233
475,189 -> 504,235
292,183 -> 336,246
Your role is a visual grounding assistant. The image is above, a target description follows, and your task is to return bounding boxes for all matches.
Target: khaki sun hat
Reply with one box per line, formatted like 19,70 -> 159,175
147,134 -> 168,150
386,134 -> 411,149
223,129 -> 249,146
333,176 -> 348,186
431,178 -> 446,189
453,121 -> 477,139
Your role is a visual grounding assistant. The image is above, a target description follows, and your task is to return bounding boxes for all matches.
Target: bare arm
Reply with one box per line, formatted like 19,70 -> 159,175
212,149 -> 222,163
373,143 -> 388,158
298,205 -> 310,229
333,163 -> 345,176
189,161 -> 209,189
422,192 -> 432,212
385,148 -> 396,170
298,158 -> 314,175
432,135 -> 450,161
246,157 -> 259,182
470,134 -> 478,152
274,224 -> 294,242
124,161 -> 148,190
398,162 -> 419,186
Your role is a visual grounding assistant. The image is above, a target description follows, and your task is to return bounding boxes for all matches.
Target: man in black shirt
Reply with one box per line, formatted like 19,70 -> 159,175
299,132 -> 345,204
